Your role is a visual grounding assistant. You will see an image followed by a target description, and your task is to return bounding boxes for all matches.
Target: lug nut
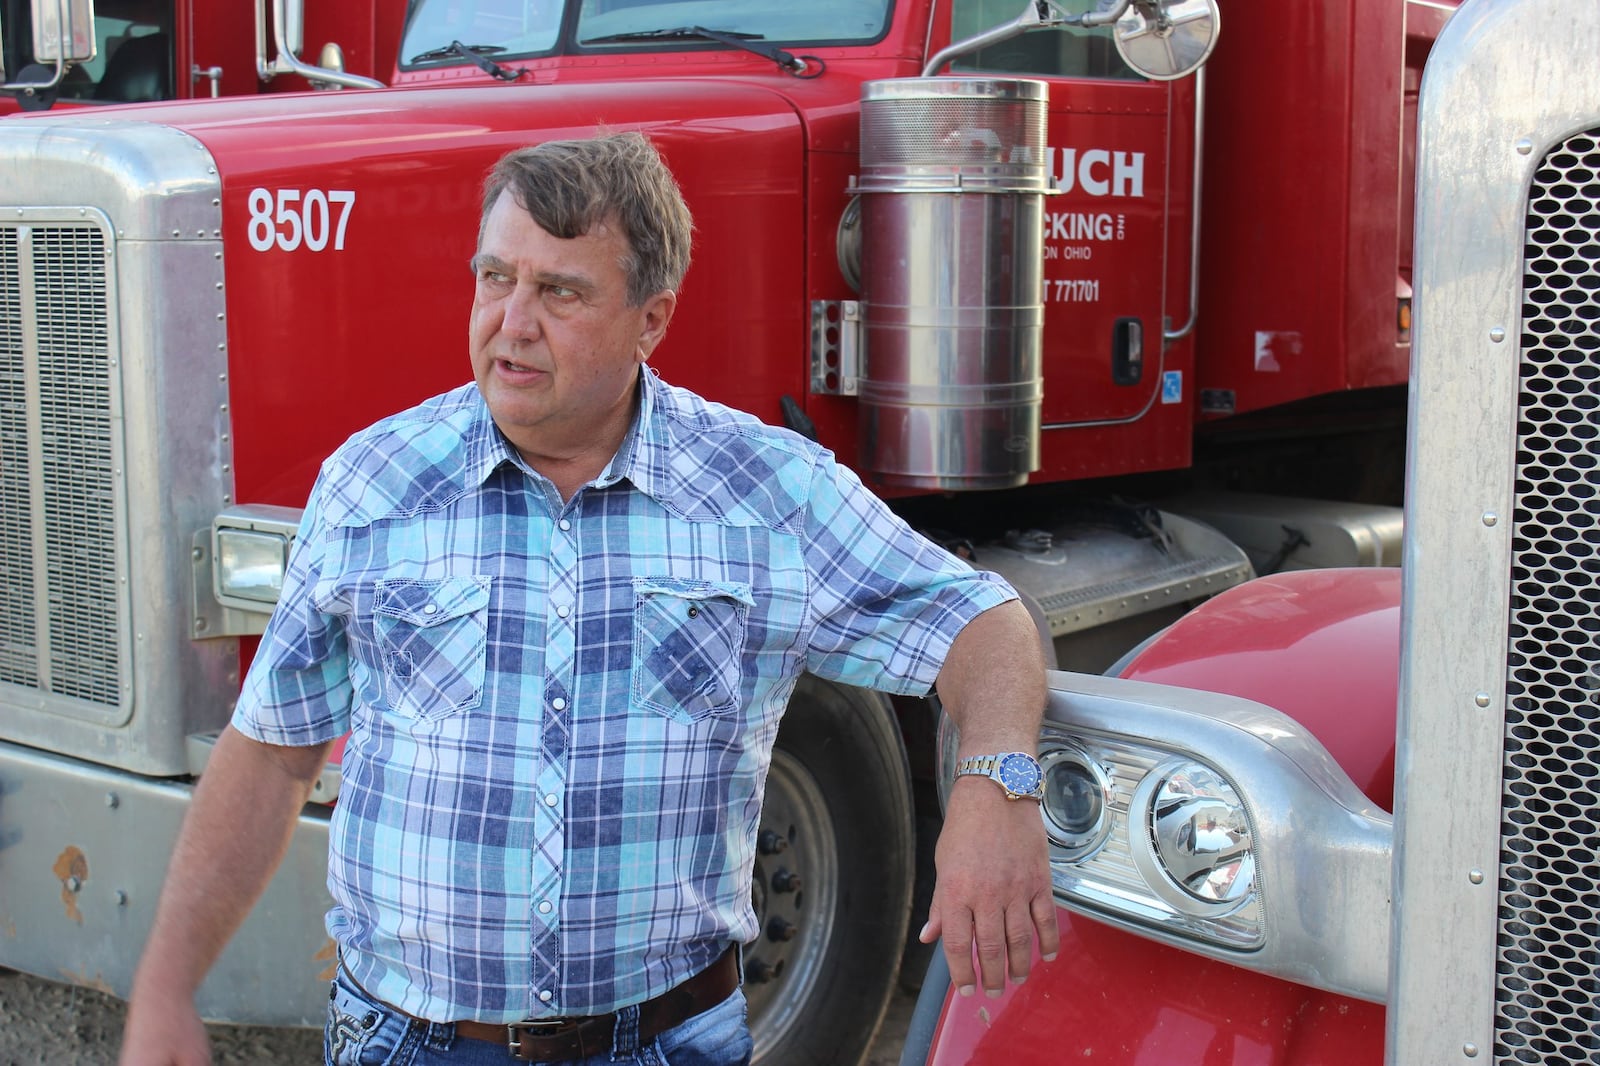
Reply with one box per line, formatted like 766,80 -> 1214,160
757,830 -> 789,855
767,918 -> 798,943
746,959 -> 774,984
771,869 -> 802,894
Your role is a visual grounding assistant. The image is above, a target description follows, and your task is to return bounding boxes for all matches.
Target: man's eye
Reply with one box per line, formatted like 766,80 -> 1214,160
547,285 -> 577,299
480,270 -> 511,285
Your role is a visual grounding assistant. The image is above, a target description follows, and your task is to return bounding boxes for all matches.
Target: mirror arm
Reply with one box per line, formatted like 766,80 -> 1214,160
257,0 -> 383,88
4,0 -> 80,92
1,53 -> 65,91
923,0 -> 1072,76
1079,0 -> 1135,29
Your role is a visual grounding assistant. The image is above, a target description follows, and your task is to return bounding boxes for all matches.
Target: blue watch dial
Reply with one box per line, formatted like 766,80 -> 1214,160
996,752 -> 1042,795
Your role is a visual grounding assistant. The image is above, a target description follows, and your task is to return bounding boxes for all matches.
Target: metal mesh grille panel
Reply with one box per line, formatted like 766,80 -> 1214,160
0,221 -> 124,707
0,227 -> 34,689
1499,128 -> 1600,1064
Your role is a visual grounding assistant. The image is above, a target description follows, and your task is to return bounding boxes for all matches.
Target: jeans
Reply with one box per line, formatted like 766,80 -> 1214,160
324,967 -> 753,1066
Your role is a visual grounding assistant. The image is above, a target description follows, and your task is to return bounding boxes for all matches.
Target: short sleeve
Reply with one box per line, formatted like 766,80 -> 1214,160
231,471 -> 354,746
801,456 -> 1015,694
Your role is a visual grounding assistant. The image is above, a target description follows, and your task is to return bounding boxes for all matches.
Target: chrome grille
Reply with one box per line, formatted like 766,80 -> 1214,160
1499,128 -> 1600,1064
0,221 -> 125,709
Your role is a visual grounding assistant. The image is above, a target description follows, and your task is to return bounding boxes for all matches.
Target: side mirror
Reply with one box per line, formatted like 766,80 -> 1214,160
1113,0 -> 1220,81
33,0 -> 97,64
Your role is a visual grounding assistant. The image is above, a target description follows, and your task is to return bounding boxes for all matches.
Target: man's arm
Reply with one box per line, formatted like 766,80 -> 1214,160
919,599 -> 1059,998
120,726 -> 335,1066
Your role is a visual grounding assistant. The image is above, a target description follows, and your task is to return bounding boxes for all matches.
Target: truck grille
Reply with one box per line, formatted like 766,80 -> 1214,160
0,221 -> 125,709
1499,128 -> 1600,1063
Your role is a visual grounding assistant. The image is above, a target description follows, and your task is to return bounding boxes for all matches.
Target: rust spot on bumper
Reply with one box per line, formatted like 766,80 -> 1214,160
51,846 -> 88,923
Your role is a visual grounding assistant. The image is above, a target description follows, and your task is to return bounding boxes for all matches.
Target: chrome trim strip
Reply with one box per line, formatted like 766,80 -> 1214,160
1393,0 -> 1600,1060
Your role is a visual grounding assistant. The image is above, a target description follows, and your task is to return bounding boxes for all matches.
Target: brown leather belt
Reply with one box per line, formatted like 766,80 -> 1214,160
451,947 -> 739,1061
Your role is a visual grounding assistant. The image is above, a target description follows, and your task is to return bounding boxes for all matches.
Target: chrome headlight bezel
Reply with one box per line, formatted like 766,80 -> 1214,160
935,671 -> 1395,1004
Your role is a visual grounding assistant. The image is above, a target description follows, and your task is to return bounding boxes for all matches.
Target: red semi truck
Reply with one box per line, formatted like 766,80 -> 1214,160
909,0 -> 1600,1061
0,1 -> 1474,1063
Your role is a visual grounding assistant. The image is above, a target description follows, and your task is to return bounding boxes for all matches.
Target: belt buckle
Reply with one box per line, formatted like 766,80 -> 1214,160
506,1017 -> 580,1058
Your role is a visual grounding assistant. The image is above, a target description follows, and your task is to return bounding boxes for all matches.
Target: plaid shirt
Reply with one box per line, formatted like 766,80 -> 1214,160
233,371 -> 1014,1022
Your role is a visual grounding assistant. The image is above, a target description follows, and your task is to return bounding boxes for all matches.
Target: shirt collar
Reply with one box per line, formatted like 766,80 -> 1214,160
459,371 -> 657,497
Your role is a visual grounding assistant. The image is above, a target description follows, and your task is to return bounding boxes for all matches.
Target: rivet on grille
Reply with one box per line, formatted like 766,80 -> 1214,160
1482,513 -> 1498,527
1468,869 -> 1485,885
1463,1043 -> 1479,1058
1474,693 -> 1490,708
1514,138 -> 1532,155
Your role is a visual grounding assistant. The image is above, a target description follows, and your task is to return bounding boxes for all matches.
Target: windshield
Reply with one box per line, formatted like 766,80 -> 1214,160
401,0 -> 894,68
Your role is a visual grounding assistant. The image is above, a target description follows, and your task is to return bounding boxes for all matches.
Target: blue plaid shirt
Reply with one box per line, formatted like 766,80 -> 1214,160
233,370 -> 1013,1022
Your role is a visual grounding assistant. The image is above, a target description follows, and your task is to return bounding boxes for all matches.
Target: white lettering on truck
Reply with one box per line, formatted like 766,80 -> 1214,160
1048,148 -> 1145,198
247,188 -> 356,252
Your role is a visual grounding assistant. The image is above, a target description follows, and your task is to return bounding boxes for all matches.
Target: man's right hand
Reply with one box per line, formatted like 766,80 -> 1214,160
119,985 -> 211,1066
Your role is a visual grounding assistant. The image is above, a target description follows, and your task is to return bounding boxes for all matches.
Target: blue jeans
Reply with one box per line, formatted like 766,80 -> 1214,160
324,967 -> 753,1066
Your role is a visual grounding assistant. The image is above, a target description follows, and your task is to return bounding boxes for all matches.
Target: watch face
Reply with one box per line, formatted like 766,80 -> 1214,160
996,752 -> 1042,795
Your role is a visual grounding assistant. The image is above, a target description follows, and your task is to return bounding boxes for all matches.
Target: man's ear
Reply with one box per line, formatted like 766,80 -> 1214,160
635,289 -> 678,363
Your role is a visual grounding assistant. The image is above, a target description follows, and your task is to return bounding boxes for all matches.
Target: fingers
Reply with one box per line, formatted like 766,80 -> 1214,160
1004,896 -> 1036,985
1031,889 -> 1061,963
930,887 -> 1061,1000
934,903 -> 979,997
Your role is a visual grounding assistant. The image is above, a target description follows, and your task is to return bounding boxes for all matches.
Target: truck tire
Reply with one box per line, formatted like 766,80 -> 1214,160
746,675 -> 914,1066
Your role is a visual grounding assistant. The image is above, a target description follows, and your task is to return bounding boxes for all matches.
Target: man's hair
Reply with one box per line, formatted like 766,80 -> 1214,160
480,132 -> 694,306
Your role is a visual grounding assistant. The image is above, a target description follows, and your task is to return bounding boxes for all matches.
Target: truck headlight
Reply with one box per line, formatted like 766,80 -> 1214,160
1136,761 -> 1256,907
216,529 -> 288,604
1040,745 -> 1114,861
936,709 -> 1264,951
212,505 -> 302,612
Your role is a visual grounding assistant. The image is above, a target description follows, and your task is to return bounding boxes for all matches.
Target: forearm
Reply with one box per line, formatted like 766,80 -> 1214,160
131,725 -> 334,998
934,598 -> 1047,755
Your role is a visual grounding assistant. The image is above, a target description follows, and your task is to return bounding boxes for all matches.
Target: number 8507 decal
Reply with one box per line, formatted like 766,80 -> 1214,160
247,188 -> 356,252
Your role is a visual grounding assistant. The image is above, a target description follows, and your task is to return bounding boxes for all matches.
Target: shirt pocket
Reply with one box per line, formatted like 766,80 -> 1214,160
373,575 -> 491,721
632,576 -> 754,724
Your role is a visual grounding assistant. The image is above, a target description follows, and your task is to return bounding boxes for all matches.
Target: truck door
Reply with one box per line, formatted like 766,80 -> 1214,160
945,0 -> 1178,431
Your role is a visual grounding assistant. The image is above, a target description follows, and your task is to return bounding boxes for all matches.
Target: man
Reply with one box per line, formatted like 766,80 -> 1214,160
121,132 -> 1055,1066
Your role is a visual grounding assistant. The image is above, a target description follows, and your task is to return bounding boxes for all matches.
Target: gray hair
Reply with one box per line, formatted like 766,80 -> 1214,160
479,132 -> 694,306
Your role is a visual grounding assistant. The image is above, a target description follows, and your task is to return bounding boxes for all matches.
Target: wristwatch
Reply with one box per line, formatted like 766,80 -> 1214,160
955,751 -> 1045,801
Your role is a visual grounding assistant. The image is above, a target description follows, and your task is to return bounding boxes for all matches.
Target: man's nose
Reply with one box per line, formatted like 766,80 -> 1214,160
499,285 -> 543,339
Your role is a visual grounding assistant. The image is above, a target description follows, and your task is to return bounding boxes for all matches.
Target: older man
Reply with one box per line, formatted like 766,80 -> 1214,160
121,132 -> 1055,1066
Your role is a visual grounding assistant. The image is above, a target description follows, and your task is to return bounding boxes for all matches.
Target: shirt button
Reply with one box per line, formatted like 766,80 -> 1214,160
423,603 -> 438,615
538,900 -> 553,915
538,990 -> 553,1003
544,793 -> 558,807
556,604 -> 570,619
551,697 -> 567,711
558,519 -> 572,532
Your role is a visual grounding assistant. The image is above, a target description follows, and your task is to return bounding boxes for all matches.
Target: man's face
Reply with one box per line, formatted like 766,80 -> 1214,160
469,191 -> 674,465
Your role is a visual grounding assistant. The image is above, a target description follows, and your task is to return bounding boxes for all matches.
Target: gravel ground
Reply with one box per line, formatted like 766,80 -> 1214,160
0,969 -> 915,1065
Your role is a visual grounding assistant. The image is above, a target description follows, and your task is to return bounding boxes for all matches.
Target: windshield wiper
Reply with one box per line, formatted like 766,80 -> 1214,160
582,25 -> 821,77
583,27 -> 764,44
408,41 -> 522,80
